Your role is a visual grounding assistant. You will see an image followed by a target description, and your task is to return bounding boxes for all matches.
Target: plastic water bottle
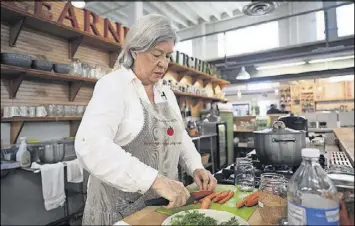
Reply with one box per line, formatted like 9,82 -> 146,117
287,148 -> 339,225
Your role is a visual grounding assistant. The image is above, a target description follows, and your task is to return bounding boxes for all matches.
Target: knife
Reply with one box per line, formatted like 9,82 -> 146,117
145,190 -> 212,206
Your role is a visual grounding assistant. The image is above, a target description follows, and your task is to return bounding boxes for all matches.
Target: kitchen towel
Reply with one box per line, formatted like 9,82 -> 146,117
65,159 -> 84,183
31,162 -> 66,211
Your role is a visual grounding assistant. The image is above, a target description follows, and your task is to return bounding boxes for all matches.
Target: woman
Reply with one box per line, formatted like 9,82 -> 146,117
75,14 -> 217,225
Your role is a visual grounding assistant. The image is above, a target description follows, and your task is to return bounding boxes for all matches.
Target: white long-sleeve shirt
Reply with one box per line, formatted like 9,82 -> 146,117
74,67 -> 204,194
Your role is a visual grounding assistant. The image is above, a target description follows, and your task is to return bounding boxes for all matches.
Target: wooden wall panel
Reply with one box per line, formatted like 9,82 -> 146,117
1,24 -> 112,69
4,1 -> 124,44
1,23 -> 106,108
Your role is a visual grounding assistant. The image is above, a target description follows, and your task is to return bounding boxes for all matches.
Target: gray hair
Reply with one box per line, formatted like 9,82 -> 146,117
115,14 -> 177,69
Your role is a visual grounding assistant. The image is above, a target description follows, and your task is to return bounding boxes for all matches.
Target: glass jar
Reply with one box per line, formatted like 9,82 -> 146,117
258,173 -> 287,225
81,62 -> 90,77
47,104 -> 56,116
234,158 -> 255,192
56,105 -> 64,117
70,58 -> 82,76
64,105 -> 71,116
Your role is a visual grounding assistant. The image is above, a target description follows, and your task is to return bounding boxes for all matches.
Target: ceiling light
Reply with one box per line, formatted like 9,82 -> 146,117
71,1 -> 86,9
309,55 -> 354,64
256,61 -> 306,70
236,66 -> 250,80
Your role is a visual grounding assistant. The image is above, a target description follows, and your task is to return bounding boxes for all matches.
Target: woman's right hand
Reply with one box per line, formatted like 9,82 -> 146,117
151,175 -> 190,209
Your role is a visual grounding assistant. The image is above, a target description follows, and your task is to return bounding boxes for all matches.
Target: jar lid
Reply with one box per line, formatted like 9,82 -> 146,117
302,148 -> 320,158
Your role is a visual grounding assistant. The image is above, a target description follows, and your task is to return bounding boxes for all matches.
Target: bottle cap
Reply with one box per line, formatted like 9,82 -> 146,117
302,148 -> 320,158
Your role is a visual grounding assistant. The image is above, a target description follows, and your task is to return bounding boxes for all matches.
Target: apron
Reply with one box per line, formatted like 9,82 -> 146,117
82,84 -> 185,225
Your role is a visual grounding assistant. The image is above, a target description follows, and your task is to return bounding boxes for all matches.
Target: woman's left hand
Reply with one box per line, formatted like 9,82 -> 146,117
192,169 -> 217,191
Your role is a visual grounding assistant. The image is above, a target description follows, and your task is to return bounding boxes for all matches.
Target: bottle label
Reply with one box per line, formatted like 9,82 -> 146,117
288,201 -> 339,225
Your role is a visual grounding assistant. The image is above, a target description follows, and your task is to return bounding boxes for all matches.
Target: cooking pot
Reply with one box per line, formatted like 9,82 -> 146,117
38,142 -> 65,164
254,121 -> 306,166
278,114 -> 308,137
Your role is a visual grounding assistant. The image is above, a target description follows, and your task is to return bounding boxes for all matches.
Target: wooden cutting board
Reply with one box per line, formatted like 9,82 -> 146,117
156,184 -> 257,221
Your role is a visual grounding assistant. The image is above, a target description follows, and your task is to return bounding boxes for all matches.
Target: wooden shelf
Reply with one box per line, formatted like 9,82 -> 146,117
173,90 -> 227,103
1,116 -> 82,144
315,99 -> 354,103
1,64 -> 97,101
1,116 -> 82,122
1,3 -> 121,67
168,62 -> 230,88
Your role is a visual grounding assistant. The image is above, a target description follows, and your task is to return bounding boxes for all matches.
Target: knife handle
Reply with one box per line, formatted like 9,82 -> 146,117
144,197 -> 170,206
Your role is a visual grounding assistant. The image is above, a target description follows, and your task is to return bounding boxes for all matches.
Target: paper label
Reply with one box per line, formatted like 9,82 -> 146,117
288,201 -> 339,225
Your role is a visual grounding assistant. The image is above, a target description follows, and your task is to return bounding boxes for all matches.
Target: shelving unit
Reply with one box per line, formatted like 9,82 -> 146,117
1,64 -> 97,101
168,62 -> 230,88
0,2 -> 231,146
0,2 -> 121,68
173,90 -> 227,103
1,116 -> 82,144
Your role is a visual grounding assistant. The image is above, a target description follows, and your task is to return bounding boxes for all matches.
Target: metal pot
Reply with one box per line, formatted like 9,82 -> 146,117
254,121 -> 306,166
39,142 -> 65,164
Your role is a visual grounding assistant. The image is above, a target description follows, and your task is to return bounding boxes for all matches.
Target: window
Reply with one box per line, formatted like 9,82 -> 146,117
316,10 -> 325,40
218,21 -> 279,57
336,4 -> 354,37
174,40 -> 193,57
217,33 -> 226,58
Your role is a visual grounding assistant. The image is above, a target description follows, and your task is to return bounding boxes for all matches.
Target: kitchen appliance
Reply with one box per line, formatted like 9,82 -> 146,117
278,114 -> 308,136
145,190 -> 212,206
200,121 -> 228,170
38,142 -> 65,164
253,121 -> 306,166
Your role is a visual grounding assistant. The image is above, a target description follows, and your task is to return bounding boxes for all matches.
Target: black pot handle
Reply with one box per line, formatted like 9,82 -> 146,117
272,138 -> 296,143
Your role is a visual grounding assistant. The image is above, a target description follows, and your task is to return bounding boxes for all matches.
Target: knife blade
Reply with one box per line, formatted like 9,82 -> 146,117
144,191 -> 212,206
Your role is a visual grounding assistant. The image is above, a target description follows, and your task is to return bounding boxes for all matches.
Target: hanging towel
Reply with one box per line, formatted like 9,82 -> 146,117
31,162 -> 66,211
65,159 -> 84,183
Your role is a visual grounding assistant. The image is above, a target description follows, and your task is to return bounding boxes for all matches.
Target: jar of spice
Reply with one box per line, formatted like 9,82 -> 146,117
258,173 -> 287,225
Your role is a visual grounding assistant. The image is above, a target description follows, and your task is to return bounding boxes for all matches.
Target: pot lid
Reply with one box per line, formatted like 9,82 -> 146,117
254,121 -> 305,134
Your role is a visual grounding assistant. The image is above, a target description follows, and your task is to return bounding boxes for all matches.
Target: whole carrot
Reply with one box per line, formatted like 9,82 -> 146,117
199,191 -> 222,204
213,191 -> 230,202
218,191 -> 235,204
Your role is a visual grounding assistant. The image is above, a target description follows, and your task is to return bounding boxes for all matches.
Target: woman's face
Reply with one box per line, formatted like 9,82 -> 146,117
132,40 -> 174,85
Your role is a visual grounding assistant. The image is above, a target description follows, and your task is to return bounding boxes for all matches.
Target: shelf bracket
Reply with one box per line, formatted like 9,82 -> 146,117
9,17 -> 25,47
68,36 -> 84,59
203,79 -> 211,88
176,73 -> 184,82
192,99 -> 200,107
69,81 -> 84,102
191,78 -> 199,85
7,74 -> 25,99
109,51 -> 118,69
69,120 -> 81,137
10,121 -> 25,144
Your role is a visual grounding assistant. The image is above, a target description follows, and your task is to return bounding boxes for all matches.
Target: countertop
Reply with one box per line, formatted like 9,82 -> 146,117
333,128 -> 354,165
122,202 -> 267,225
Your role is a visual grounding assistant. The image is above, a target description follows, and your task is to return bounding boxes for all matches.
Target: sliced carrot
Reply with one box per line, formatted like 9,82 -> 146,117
199,191 -> 222,204
213,191 -> 230,202
218,191 -> 235,204
236,192 -> 258,208
245,195 -> 258,207
205,191 -> 222,200
200,197 -> 211,209
236,199 -> 246,208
